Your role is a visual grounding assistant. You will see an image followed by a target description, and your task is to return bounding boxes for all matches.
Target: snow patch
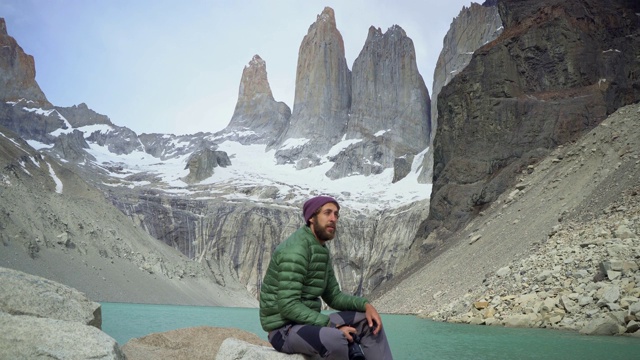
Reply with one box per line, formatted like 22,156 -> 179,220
47,162 -> 63,194
280,138 -> 310,150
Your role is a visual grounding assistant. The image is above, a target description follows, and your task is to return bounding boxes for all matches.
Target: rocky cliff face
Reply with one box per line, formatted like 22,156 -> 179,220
420,1 -> 502,185
107,190 -> 429,297
0,19 -> 49,106
431,1 -> 502,141
419,0 -> 640,241
219,55 -> 291,145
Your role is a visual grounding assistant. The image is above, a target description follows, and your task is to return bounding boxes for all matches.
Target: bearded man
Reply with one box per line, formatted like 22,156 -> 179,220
259,195 -> 393,360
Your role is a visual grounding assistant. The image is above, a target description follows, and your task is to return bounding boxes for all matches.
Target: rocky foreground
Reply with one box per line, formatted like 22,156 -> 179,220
0,266 -> 299,359
424,189 -> 640,336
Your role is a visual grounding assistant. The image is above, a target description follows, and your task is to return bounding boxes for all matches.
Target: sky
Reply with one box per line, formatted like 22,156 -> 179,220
1,0 -> 477,136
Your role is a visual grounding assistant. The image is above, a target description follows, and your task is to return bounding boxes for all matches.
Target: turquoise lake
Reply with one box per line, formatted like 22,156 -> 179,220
101,302 -> 640,359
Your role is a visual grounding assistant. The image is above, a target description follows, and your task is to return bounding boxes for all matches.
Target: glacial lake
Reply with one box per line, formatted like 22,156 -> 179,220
100,302 -> 640,359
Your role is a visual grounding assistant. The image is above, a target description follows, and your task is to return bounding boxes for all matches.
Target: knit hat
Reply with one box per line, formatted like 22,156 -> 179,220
303,196 -> 340,224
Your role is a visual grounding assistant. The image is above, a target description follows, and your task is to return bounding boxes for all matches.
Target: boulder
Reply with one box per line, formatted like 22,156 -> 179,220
579,314 -> 625,336
215,338 -> 321,360
122,326 -> 270,360
0,312 -> 124,359
0,266 -> 101,328
503,313 -> 538,328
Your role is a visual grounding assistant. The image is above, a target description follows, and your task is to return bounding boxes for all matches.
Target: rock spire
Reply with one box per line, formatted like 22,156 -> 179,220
222,55 -> 290,144
0,18 -> 50,106
273,7 -> 351,166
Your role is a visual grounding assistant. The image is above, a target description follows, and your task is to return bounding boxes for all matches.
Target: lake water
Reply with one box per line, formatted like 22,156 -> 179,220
101,302 -> 640,359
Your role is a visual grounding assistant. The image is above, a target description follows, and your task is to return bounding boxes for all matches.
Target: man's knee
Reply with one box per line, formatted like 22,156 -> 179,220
319,327 -> 349,357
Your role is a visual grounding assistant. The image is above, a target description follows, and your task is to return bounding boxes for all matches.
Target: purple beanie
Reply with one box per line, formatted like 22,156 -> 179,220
303,196 -> 340,223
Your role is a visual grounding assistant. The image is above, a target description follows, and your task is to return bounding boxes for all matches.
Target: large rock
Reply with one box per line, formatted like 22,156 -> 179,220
579,314 -> 625,335
182,148 -> 231,184
123,326 -> 270,360
0,267 -> 123,359
216,338 -> 321,360
420,0 -> 640,238
0,266 -> 102,328
0,312 -> 124,359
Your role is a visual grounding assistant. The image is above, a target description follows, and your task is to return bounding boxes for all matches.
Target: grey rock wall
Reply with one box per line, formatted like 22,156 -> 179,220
421,0 -> 640,239
273,7 -> 351,165
111,193 -> 429,298
420,1 -> 502,185
331,25 -> 430,179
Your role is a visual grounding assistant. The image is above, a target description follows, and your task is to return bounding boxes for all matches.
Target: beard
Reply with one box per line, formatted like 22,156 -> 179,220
314,222 -> 336,241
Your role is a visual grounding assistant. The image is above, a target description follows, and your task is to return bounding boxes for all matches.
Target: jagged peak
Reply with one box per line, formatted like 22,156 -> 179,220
367,26 -> 383,38
0,18 -> 6,36
306,6 -> 338,34
245,54 -> 266,69
317,7 -> 336,25
366,24 -> 407,42
386,24 -> 406,37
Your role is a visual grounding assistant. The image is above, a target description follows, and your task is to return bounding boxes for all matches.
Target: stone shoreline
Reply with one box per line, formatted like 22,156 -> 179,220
422,190 -> 640,337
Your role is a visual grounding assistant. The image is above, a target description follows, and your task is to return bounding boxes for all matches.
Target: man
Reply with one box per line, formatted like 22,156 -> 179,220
259,195 -> 393,359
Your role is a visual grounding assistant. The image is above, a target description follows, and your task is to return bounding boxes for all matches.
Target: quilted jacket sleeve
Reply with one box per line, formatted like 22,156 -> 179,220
322,258 -> 368,312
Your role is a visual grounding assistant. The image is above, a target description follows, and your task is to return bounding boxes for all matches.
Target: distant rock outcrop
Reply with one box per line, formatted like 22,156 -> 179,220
420,0 -> 640,239
0,19 -> 49,106
51,129 -> 95,162
183,148 -> 231,184
266,8 -> 431,181
55,103 -> 112,128
220,55 -> 291,145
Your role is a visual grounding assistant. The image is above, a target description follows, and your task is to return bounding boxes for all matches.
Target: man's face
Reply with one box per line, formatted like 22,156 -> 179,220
310,202 -> 339,243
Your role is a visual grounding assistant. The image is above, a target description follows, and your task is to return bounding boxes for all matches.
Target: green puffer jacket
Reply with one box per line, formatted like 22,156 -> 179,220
259,226 -> 368,332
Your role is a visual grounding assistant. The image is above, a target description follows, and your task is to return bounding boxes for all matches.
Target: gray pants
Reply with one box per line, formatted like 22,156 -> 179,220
268,311 -> 393,360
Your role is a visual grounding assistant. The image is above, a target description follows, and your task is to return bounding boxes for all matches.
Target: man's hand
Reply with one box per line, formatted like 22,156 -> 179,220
338,325 -> 357,342
365,303 -> 383,335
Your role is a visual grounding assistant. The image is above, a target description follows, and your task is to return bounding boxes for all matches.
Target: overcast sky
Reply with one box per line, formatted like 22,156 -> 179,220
2,0 -> 476,135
